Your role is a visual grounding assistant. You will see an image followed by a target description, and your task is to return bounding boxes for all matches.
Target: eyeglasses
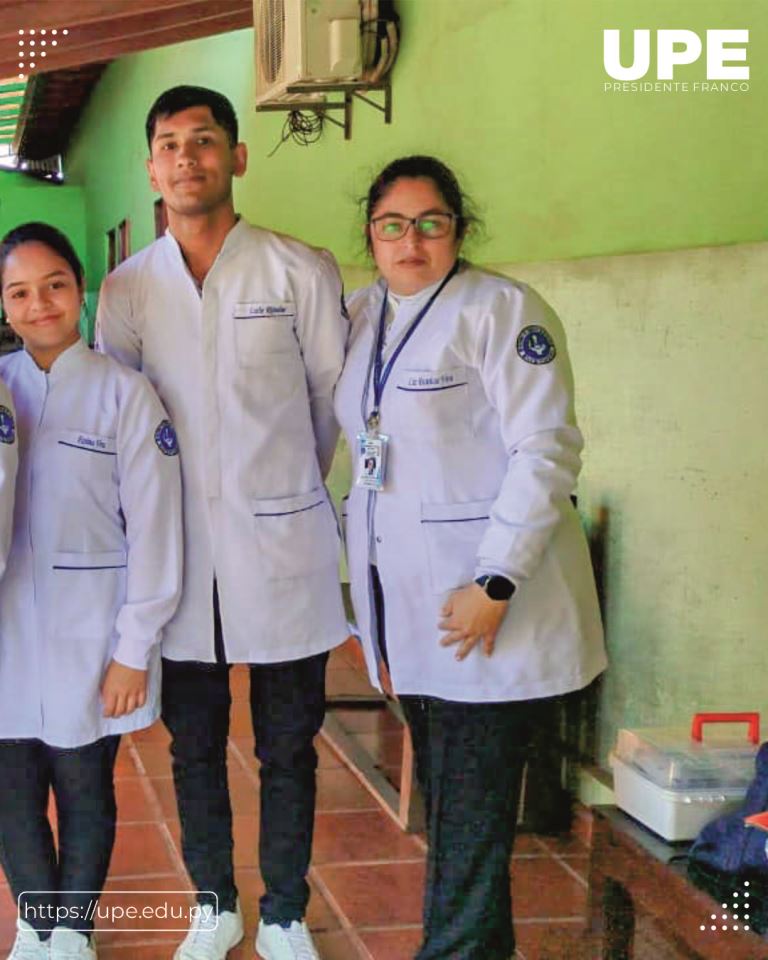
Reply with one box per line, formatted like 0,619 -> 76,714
369,213 -> 457,241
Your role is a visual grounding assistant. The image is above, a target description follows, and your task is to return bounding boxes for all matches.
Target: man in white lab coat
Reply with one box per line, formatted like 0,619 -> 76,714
96,86 -> 349,960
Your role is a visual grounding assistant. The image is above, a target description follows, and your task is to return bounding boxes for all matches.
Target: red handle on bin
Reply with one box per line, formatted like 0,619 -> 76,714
691,712 -> 760,744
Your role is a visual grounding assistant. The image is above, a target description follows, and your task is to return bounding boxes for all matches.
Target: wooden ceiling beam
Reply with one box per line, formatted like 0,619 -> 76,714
0,0 -> 250,42
0,1 -> 252,80
0,0 -> 202,35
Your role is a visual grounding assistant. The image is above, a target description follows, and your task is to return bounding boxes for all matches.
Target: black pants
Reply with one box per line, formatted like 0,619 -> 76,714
0,735 -> 120,936
399,696 -> 533,960
161,649 -> 329,924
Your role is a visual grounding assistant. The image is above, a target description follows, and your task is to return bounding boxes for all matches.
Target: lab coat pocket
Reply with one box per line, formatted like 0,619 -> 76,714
251,488 -> 340,579
394,367 -> 471,439
235,312 -> 297,363
421,499 -> 494,594
56,431 -> 118,501
51,550 -> 127,640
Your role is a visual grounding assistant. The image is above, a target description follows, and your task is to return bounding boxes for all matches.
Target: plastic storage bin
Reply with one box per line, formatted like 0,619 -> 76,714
611,712 -> 760,841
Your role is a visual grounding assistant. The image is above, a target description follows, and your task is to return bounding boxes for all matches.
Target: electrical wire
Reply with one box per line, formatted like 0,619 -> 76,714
267,110 -> 325,157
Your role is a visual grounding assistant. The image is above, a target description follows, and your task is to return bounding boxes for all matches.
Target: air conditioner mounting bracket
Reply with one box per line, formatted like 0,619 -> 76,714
256,79 -> 391,141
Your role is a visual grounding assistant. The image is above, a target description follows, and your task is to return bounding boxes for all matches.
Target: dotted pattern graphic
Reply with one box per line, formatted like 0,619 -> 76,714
16,27 -> 70,79
699,880 -> 751,934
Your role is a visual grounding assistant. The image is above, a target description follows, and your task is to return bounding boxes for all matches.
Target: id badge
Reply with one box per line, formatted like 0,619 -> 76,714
356,432 -> 389,490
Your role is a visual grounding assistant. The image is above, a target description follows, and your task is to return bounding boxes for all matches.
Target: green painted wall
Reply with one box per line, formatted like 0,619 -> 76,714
0,173 -> 86,264
64,0 -> 768,766
0,173 -> 90,334
67,0 -> 768,290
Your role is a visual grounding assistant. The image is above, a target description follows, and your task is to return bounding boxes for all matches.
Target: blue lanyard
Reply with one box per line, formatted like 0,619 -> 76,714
364,262 -> 459,432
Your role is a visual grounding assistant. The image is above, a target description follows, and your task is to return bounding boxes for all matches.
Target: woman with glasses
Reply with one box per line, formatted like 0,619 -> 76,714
334,156 -> 606,960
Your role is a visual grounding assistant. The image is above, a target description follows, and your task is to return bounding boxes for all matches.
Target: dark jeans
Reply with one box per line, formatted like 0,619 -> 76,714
399,696 -> 534,960
161,649 -> 329,924
0,735 -> 120,936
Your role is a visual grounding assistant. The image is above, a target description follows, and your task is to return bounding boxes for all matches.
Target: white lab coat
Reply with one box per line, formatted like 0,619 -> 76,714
0,340 -> 182,747
334,264 -> 607,703
0,376 -> 18,578
96,219 -> 349,663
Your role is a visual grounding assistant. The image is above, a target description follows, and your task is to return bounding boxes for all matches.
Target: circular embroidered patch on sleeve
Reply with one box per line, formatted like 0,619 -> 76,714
516,325 -> 557,365
154,419 -> 179,456
0,405 -> 16,444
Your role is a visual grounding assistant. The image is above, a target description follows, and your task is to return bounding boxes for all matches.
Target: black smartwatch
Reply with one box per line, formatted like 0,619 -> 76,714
474,574 -> 516,602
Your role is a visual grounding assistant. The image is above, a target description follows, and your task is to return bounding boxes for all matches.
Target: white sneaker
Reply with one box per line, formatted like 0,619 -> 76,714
7,921 -> 48,960
49,927 -> 96,959
173,901 -> 244,960
255,919 -> 321,960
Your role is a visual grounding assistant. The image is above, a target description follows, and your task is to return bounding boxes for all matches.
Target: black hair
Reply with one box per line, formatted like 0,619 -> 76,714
361,155 -> 478,252
0,222 -> 84,290
145,85 -> 239,148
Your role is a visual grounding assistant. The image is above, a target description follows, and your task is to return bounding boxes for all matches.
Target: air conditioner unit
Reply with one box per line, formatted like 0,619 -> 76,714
254,0 -> 363,106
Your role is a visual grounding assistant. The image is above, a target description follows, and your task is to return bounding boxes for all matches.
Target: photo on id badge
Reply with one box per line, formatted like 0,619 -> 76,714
356,433 -> 388,490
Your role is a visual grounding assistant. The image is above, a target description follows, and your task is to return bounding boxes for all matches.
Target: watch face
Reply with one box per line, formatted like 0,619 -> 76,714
486,576 -> 514,601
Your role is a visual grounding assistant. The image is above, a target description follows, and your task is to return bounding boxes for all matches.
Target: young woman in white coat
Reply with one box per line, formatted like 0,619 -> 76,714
334,157 -> 607,960
0,223 -> 183,960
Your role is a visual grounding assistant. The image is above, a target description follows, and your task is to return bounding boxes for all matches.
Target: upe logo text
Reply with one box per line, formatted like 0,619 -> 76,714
604,30 -> 749,81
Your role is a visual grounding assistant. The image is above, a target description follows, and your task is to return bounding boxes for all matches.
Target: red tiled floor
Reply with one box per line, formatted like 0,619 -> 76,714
115,777 -> 162,823
354,731 -> 405,769
113,741 -> 140,778
313,862 -> 425,927
536,832 -> 590,857
230,663 -> 251,701
148,777 -> 180,821
130,741 -> 173,778
232,815 -> 261,868
326,667 -> 382,699
110,823 -> 182,878
329,637 -> 367,670
312,811 -> 423,865
316,768 -> 381,812
512,834 -> 550,857
516,919 -> 593,959
358,927 -> 423,959
0,684 -> 622,960
329,707 -> 402,735
129,722 -> 171,745
511,856 -> 588,920
227,736 -> 259,775
316,737 -> 346,770
229,698 -> 255,737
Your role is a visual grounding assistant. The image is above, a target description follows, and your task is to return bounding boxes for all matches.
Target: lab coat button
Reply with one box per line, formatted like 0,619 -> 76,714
376,536 -> 382,543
